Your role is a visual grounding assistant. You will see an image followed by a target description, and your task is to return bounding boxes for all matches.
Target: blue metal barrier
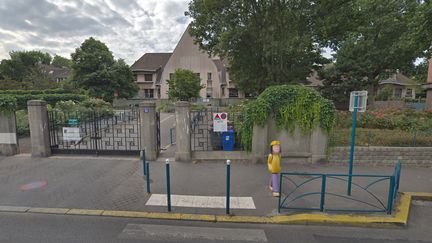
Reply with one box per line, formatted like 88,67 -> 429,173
278,161 -> 401,214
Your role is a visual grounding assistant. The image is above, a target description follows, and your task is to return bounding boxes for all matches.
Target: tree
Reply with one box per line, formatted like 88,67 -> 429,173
186,0 -> 325,93
0,50 -> 55,90
111,59 -> 138,99
71,37 -> 137,102
52,55 -> 72,68
167,69 -> 204,101
318,0 -> 421,104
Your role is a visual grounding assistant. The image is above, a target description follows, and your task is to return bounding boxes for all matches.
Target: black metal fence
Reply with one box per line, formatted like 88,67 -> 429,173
190,108 -> 244,151
48,108 -> 141,155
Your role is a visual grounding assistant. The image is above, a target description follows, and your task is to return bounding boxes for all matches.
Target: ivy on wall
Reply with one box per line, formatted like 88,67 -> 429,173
236,85 -> 336,151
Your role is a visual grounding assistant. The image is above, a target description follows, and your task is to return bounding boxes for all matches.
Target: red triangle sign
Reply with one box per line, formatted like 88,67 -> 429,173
215,114 -> 221,119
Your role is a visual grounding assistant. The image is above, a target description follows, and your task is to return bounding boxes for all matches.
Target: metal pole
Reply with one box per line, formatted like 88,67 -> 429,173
146,161 -> 150,193
141,149 -> 146,176
320,175 -> 326,212
226,159 -> 231,215
348,94 -> 358,196
166,159 -> 171,212
278,173 -> 283,213
387,176 -> 395,214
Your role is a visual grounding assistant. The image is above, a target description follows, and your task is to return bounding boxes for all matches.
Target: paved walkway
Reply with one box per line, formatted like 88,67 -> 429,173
0,154 -> 430,217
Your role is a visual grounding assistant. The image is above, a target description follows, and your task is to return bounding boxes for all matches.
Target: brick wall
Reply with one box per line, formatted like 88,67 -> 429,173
329,146 -> 432,165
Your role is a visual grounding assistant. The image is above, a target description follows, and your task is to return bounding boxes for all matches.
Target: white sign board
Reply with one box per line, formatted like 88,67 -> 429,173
349,91 -> 368,112
62,127 -> 81,141
213,112 -> 228,132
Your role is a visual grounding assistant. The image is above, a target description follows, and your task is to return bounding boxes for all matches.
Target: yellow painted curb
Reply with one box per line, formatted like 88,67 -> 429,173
28,207 -> 70,214
216,215 -> 272,224
5,191 -> 431,227
102,210 -> 149,218
67,209 -> 104,216
405,192 -> 432,201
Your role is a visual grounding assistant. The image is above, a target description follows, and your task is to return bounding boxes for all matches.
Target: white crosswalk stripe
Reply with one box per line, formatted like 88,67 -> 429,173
119,224 -> 267,242
145,194 -> 256,209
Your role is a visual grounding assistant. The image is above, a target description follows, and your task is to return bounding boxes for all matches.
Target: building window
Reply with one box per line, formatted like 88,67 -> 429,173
133,74 -> 137,82
207,72 -> 212,80
144,74 -> 153,82
394,88 -> 402,98
144,89 -> 154,98
229,88 -> 239,98
169,73 -> 174,80
405,88 -> 413,98
221,87 -> 225,96
195,73 -> 200,79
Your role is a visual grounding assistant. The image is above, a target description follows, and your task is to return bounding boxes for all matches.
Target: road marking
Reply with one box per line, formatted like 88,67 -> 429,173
0,206 -> 30,212
119,224 -> 267,242
145,194 -> 256,209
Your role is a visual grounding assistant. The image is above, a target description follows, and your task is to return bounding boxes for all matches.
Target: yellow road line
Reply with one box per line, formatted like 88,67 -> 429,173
28,207 -> 70,214
67,209 -> 104,216
2,191 -> 430,227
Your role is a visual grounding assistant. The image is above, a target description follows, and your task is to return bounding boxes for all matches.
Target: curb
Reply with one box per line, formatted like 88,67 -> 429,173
0,192 -> 430,227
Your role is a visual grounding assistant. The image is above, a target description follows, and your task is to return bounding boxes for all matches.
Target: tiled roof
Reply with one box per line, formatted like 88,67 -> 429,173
131,53 -> 172,71
379,73 -> 418,86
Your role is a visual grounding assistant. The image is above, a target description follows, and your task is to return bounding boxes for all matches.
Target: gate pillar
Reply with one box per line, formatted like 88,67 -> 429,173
139,102 -> 158,161
27,100 -> 51,157
174,101 -> 191,162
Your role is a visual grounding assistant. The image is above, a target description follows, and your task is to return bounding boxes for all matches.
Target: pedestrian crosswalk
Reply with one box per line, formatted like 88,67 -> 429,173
119,224 -> 267,242
145,194 -> 256,209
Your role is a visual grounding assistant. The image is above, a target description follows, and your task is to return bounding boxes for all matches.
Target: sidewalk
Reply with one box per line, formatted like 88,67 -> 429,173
0,154 -> 431,219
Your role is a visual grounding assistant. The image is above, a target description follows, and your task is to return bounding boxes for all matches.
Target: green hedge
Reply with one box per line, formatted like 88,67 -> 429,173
0,95 -> 17,113
0,88 -> 72,95
0,93 -> 89,111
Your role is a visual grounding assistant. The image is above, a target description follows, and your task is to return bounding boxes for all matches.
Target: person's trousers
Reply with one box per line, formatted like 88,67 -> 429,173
269,173 -> 279,192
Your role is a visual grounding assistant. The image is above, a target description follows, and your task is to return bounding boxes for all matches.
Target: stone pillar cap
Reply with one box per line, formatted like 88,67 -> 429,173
27,100 -> 47,106
139,102 -> 156,107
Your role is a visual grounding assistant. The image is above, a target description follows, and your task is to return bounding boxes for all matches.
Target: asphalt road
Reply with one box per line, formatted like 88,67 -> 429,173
0,204 -> 431,243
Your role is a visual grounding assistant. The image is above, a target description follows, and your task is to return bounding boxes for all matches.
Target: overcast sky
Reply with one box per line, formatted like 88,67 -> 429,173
0,0 -> 191,65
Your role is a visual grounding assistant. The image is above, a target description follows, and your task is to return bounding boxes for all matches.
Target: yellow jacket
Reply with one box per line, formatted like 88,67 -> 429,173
267,153 -> 281,173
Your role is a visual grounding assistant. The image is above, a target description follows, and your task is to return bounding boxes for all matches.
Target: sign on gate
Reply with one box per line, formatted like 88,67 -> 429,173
62,127 -> 81,141
213,112 -> 228,132
67,118 -> 79,126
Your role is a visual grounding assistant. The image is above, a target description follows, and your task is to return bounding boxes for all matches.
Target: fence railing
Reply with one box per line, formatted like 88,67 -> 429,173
278,161 -> 401,214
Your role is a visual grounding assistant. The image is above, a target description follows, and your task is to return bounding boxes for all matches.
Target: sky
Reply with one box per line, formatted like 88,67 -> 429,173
0,0 -> 191,65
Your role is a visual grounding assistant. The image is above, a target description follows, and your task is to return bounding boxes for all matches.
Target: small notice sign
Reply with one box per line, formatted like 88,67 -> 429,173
63,127 -> 81,141
213,112 -> 228,132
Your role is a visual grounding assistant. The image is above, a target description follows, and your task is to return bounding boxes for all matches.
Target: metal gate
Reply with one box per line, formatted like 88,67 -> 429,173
48,108 -> 141,155
190,108 -> 243,151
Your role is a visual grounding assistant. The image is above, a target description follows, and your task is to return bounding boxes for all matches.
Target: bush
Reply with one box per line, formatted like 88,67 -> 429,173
0,95 -> 17,113
329,128 -> 432,147
13,93 -> 89,110
15,110 -> 29,137
0,89 -> 71,95
53,98 -> 114,116
157,102 -> 175,113
375,86 -> 393,101
336,109 -> 432,132
236,85 -> 336,151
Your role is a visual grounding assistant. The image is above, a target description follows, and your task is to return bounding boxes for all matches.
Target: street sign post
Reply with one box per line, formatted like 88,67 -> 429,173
348,91 -> 368,196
